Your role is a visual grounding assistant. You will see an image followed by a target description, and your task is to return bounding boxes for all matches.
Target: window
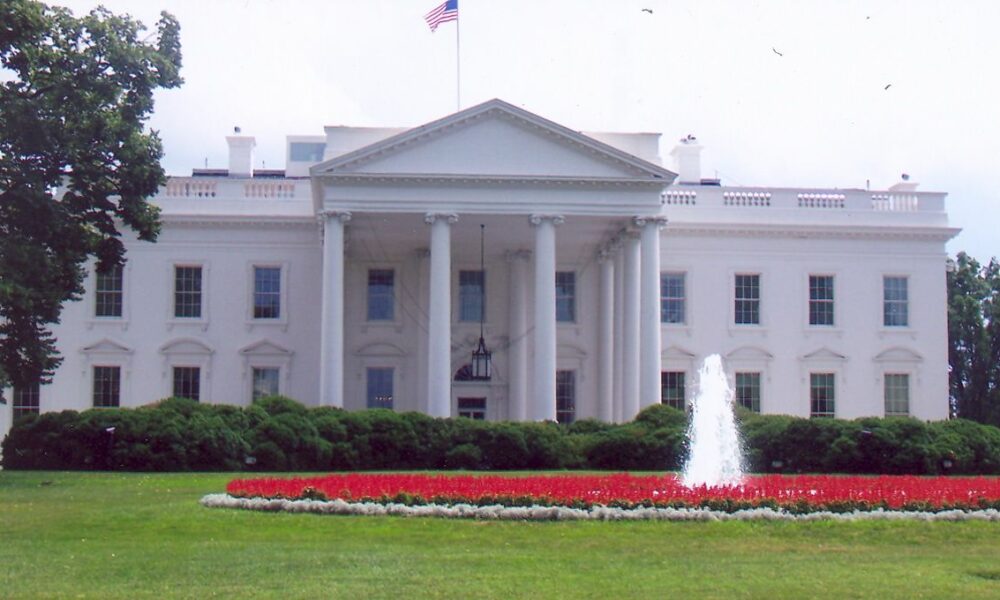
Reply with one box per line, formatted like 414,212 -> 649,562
810,373 -> 835,418
735,372 -> 760,412
734,274 -> 760,325
95,265 -> 123,317
556,271 -> 576,322
661,273 -> 686,324
172,367 -> 200,401
174,266 -> 202,318
556,370 -> 575,423
457,397 -> 487,420
289,142 -> 326,162
366,367 -> 393,409
93,366 -> 121,408
459,270 -> 484,322
253,266 -> 281,319
367,269 -> 395,321
12,382 -> 40,420
252,367 -> 280,401
809,275 -> 834,326
884,373 -> 910,416
661,371 -> 686,409
884,276 -> 909,327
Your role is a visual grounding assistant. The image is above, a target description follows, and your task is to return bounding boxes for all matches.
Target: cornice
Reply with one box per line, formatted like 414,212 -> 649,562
314,171 -> 667,189
160,214 -> 316,229
663,222 -> 961,242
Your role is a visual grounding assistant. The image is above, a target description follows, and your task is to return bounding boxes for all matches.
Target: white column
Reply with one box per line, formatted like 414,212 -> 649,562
506,250 -> 531,421
319,210 -> 350,407
530,214 -> 563,422
598,248 -> 615,422
622,232 -> 641,421
637,216 -> 668,410
425,212 -> 458,418
613,241 -> 625,422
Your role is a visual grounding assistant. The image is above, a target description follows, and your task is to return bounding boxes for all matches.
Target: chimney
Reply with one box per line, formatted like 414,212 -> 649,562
888,173 -> 919,192
670,135 -> 702,184
226,133 -> 256,177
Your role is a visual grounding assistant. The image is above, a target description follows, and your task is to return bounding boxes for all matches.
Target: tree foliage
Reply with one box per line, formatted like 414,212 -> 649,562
948,251 -> 1000,426
0,1 -> 182,386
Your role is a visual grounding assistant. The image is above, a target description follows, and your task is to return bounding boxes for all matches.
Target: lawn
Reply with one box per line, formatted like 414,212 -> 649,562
2,471 -> 1000,599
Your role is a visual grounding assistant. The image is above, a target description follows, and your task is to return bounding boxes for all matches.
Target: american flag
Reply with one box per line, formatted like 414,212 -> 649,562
424,0 -> 458,32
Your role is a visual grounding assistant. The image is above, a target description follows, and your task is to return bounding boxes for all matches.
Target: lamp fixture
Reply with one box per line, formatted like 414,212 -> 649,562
470,223 -> 492,381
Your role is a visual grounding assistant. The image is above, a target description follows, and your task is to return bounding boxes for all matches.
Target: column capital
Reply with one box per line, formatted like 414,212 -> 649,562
529,214 -> 565,227
505,249 -> 532,262
425,212 -> 459,225
633,215 -> 668,229
318,209 -> 352,223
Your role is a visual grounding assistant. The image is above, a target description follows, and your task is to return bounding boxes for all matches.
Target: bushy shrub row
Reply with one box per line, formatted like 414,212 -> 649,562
4,397 -> 1000,474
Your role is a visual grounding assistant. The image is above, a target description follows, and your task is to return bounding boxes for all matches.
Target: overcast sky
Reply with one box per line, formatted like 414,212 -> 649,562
57,0 -> 1000,260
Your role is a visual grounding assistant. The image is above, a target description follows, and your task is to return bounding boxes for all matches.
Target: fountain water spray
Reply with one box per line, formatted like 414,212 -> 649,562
681,354 -> 745,488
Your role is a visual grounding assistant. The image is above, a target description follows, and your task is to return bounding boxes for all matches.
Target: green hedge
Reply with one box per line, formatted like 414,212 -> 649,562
4,398 -> 1000,474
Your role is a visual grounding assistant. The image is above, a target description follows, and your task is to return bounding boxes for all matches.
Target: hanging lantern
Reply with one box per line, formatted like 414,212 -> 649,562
470,224 -> 492,381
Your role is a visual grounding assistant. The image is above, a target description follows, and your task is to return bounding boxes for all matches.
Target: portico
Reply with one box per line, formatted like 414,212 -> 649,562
310,99 -> 675,421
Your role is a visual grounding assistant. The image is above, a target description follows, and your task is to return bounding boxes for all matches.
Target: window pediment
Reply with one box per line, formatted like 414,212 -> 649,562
159,338 -> 214,356
801,347 -> 847,362
874,347 -> 923,363
356,342 -> 407,357
239,339 -> 293,357
81,338 -> 133,355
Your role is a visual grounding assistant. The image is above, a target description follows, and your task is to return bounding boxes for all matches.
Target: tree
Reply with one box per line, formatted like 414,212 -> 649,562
948,251 -> 1000,426
0,1 -> 182,388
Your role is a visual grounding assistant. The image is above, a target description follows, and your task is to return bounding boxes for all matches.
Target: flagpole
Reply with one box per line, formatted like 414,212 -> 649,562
456,10 -> 461,111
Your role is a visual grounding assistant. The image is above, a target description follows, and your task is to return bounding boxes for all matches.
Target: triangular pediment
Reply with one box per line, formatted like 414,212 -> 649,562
662,345 -> 697,360
311,99 -> 675,182
874,347 -> 923,363
356,342 -> 407,357
239,339 -> 293,357
81,338 -> 133,355
159,337 -> 214,355
801,347 -> 847,362
727,346 -> 774,361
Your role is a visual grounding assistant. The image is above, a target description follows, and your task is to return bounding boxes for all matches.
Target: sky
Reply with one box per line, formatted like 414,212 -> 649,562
55,0 -> 1000,260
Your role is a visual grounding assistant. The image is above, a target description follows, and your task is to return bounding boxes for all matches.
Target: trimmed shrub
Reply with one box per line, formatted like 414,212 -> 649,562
6,393 -> 1000,475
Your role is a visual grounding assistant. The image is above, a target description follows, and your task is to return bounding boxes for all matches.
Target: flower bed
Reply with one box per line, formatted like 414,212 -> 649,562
221,473 -> 1000,514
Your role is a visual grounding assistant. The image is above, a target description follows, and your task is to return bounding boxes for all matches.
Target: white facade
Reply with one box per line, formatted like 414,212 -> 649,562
0,100 -> 958,437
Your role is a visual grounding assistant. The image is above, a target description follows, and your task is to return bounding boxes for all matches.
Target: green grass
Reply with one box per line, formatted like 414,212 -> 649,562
2,472 -> 1000,599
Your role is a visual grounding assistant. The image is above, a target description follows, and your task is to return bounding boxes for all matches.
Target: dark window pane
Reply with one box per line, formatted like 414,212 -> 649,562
661,273 -> 686,324
810,373 -> 835,417
556,370 -> 575,423
661,371 -> 686,409
734,274 -> 760,325
12,382 -> 40,420
735,372 -> 760,412
252,367 -> 280,401
174,266 -> 202,318
556,272 -> 576,323
367,269 -> 395,321
93,366 -> 121,408
367,367 -> 394,409
809,275 -> 834,326
95,265 -> 123,317
459,270 -> 484,322
172,367 -> 200,401
253,267 -> 281,319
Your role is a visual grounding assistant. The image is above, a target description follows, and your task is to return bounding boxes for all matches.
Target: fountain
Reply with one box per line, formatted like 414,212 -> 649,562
681,354 -> 745,488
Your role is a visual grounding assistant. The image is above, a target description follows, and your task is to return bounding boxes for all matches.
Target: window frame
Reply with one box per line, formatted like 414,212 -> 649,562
883,275 -> 910,328
171,366 -> 201,401
366,366 -> 395,410
809,372 -> 836,418
733,272 -> 761,326
94,264 -> 124,319
808,274 -> 835,327
251,265 -> 282,320
556,369 -> 576,423
12,382 -> 40,420
92,365 -> 122,408
457,397 -> 487,420
366,268 -> 396,322
170,263 -> 208,325
251,366 -> 281,402
458,269 -> 485,323
734,371 -> 761,413
660,370 -> 686,410
660,272 -> 687,325
884,373 -> 910,416
556,271 -> 576,324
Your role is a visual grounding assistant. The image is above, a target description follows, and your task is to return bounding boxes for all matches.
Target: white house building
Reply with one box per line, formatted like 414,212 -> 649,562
0,99 -> 959,437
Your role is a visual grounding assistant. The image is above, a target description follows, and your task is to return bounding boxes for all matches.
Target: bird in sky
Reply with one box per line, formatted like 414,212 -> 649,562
772,48 -> 783,56
641,8 -> 653,14
884,84 -> 892,90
